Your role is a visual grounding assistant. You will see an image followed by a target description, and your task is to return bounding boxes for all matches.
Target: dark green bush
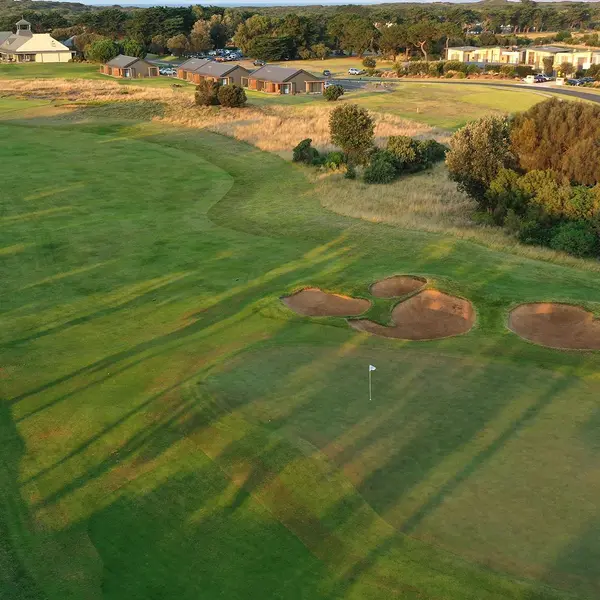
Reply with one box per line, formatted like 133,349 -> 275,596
344,164 -> 356,179
324,84 -> 344,102
195,80 -> 220,106
217,84 -> 247,108
292,138 -> 319,164
419,139 -> 447,165
466,64 -> 482,75
549,221 -> 598,257
407,61 -> 429,75
515,65 -> 534,78
362,56 -> 376,68
428,62 -> 444,77
363,151 -> 397,184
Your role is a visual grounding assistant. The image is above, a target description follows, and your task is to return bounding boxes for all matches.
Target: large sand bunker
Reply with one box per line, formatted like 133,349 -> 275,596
370,275 -> 426,298
349,289 -> 474,340
282,288 -> 370,317
509,303 -> 600,350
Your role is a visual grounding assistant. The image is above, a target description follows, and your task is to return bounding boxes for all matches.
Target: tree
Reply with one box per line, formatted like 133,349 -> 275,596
311,43 -> 330,60
233,15 -> 273,55
329,104 -> 374,165
86,38 -> 120,63
122,38 -> 146,58
189,19 -> 212,52
511,99 -> 600,185
407,21 -> 442,62
542,56 -> 554,76
559,61 -> 573,76
324,84 -> 344,101
379,24 -> 409,61
247,35 -> 294,61
446,115 -> 515,204
149,34 -> 168,55
167,33 -> 189,57
195,79 -> 220,106
209,14 -> 229,49
217,84 -> 247,107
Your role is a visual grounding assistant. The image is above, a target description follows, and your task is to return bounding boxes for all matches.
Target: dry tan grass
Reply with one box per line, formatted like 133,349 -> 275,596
0,78 -> 443,159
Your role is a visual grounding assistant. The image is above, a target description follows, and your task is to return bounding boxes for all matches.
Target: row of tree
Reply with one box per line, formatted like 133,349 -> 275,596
4,1 -> 600,62
446,99 -> 600,258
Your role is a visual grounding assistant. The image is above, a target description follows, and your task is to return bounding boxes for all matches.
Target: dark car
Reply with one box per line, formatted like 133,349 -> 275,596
567,78 -> 583,86
322,69 -> 331,77
253,59 -> 265,66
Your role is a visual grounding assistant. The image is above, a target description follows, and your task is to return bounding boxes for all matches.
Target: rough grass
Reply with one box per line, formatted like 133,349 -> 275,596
4,115 -> 600,600
0,78 -> 441,156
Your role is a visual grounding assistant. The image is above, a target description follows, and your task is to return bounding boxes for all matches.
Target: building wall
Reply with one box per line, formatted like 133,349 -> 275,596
34,51 -> 72,63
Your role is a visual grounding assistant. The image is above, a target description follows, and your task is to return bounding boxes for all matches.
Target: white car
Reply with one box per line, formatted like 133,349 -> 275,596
348,68 -> 365,75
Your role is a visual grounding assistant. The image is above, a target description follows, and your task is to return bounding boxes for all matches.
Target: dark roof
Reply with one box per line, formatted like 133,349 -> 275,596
0,31 -> 12,45
194,62 -> 248,77
249,65 -> 321,83
179,57 -> 211,71
106,54 -> 141,68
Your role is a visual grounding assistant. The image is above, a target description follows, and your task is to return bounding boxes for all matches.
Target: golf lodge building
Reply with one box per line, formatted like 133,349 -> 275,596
101,55 -> 159,79
0,19 -> 72,63
243,65 -> 324,94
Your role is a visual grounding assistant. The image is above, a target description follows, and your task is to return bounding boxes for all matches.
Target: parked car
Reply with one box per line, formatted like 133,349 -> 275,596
567,78 -> 584,86
324,80 -> 336,88
348,68 -> 365,75
322,69 -> 331,77
254,59 -> 265,66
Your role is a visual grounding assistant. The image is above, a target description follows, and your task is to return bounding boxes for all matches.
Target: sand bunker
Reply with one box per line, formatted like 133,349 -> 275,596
349,289 -> 474,340
282,288 -> 370,317
509,303 -> 600,350
370,275 -> 426,298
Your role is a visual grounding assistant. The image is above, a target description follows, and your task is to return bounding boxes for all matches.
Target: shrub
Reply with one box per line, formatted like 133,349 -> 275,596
363,151 -> 397,184
362,56 -> 376,68
455,71 -> 467,79
485,65 -> 501,74
419,139 -> 446,164
387,135 -> 418,170
344,164 -> 356,179
485,168 -> 531,223
446,116 -> 515,203
466,64 -> 481,76
515,65 -> 534,78
323,151 -> 345,169
292,138 -> 319,164
195,79 -> 220,106
217,84 -> 247,107
428,62 -> 444,77
443,60 -> 466,74
324,84 -> 344,102
500,65 -> 516,78
407,61 -> 428,76
329,104 -> 374,165
549,221 -> 598,257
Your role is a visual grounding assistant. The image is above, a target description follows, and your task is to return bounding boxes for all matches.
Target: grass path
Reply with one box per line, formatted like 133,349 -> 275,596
3,111 -> 600,599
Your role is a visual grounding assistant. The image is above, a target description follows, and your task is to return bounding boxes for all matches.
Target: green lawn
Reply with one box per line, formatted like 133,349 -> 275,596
3,99 -> 600,600
272,56 -> 395,78
346,83 -> 547,128
0,62 -> 103,79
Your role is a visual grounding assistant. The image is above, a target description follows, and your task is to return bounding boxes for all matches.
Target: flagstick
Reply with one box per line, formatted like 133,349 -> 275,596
369,368 -> 372,402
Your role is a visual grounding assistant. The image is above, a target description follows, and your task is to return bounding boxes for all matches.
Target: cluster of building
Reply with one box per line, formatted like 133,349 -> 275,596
103,54 -> 325,95
446,45 -> 600,71
0,19 -> 72,63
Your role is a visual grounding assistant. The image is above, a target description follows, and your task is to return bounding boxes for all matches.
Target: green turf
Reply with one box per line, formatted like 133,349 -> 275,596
346,83 -> 547,128
0,62 -> 103,79
3,99 -> 600,599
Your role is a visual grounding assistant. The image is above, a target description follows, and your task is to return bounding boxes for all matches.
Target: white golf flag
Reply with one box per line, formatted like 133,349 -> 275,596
369,365 -> 376,371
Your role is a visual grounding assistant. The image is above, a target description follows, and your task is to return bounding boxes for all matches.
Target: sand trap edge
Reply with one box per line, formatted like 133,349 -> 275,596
280,287 -> 372,318
369,275 -> 428,299
507,301 -> 600,351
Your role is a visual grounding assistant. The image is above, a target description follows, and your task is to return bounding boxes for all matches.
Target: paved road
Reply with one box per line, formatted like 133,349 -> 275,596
332,77 -> 600,104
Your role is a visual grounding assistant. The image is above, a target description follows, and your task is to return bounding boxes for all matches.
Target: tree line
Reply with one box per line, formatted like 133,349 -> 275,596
4,1 -> 600,62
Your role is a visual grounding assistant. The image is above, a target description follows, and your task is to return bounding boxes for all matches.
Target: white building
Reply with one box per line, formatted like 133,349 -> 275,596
0,19 -> 72,63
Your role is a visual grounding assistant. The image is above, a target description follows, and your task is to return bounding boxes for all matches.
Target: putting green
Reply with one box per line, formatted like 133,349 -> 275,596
3,111 -> 600,600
